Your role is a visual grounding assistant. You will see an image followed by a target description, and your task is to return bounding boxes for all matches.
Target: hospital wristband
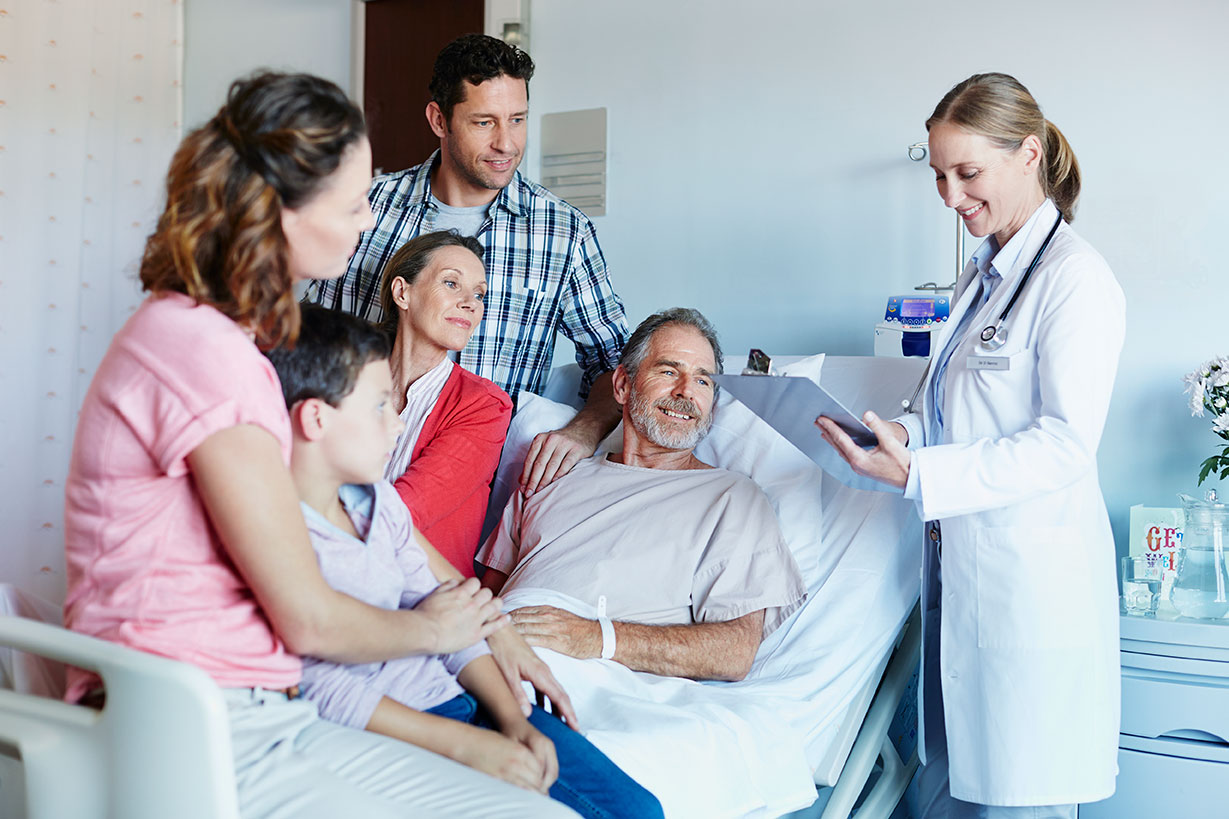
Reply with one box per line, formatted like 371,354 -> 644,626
598,616 -> 616,660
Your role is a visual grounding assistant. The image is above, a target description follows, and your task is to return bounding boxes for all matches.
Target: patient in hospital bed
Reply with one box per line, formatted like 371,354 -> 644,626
267,306 -> 661,819
478,308 -> 805,681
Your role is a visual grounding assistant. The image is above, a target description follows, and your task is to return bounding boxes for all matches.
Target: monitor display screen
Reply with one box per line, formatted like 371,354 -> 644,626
900,298 -> 934,319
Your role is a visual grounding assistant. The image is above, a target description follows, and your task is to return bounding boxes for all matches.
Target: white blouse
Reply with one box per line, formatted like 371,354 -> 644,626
384,357 -> 454,482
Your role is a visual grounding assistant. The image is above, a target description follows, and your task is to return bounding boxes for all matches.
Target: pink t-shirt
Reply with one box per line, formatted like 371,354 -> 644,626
63,292 -> 301,700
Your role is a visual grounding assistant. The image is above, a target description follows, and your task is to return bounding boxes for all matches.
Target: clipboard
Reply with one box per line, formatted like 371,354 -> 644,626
712,373 -> 879,454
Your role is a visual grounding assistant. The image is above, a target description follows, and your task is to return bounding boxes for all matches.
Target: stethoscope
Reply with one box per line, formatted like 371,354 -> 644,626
977,211 -> 1064,352
903,211 -> 1064,412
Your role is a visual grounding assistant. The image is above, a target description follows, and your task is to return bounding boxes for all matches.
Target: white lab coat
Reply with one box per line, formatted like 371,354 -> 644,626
896,199 -> 1124,806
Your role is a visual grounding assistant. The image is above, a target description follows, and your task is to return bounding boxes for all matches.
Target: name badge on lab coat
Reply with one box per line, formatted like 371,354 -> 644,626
967,355 -> 1010,370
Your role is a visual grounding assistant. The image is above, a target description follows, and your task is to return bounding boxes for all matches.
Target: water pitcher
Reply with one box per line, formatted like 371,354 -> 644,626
1172,489 -> 1229,619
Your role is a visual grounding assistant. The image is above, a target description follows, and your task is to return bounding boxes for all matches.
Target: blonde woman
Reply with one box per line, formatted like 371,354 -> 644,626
820,73 -> 1124,818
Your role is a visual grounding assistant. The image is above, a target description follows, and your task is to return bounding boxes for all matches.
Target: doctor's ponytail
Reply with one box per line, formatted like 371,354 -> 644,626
927,72 -> 1081,223
1042,119 -> 1080,224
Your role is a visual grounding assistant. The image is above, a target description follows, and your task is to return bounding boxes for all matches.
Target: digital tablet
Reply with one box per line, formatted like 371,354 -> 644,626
712,373 -> 879,452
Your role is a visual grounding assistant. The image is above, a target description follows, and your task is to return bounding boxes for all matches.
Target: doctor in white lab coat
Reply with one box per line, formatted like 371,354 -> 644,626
819,73 -> 1124,818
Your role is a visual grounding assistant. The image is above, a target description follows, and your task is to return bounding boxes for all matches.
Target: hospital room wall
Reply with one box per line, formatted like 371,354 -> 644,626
182,0 -> 352,132
522,0 -> 1228,557
177,0 -> 1226,560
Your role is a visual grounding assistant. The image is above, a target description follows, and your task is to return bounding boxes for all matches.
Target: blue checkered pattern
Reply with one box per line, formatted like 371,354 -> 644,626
303,152 -> 628,401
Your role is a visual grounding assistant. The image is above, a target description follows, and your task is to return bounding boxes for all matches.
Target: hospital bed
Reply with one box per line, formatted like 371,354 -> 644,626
0,354 -> 926,819
482,354 -> 928,818
0,584 -> 240,818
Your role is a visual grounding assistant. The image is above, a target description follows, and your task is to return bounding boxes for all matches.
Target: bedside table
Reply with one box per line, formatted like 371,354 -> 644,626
1081,609 -> 1229,818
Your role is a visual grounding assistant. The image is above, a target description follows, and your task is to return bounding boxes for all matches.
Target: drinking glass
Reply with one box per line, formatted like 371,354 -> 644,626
1122,555 -> 1163,617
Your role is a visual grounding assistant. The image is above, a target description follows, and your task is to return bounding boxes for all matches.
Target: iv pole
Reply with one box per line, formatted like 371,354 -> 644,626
907,141 -> 962,286
899,141 -> 961,413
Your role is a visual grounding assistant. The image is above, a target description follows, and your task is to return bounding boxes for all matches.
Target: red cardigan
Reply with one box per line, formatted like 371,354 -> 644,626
392,365 -> 513,577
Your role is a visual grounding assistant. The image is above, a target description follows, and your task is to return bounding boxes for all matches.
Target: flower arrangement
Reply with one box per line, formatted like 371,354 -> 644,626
1184,355 -> 1229,484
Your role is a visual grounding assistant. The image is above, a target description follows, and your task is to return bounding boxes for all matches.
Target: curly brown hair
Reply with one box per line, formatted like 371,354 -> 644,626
139,71 -> 366,348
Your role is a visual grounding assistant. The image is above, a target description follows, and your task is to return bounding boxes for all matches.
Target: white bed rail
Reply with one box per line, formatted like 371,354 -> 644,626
0,615 -> 240,819
821,601 -> 921,819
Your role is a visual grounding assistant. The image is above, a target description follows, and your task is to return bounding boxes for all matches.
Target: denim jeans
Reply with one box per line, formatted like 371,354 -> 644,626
427,693 -> 663,819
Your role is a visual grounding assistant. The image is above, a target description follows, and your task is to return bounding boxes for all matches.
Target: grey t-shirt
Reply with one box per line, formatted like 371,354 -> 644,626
429,193 -> 490,238
428,194 -> 489,364
478,455 -> 806,637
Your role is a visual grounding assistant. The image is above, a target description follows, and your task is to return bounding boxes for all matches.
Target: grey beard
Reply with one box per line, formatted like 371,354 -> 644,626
628,391 -> 712,451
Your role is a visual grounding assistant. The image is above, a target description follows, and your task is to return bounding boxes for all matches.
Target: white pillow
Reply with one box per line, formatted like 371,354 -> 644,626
481,392 -> 579,545
483,356 -> 834,589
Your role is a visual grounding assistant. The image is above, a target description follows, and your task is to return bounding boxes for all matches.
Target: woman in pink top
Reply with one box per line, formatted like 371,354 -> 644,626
375,232 -> 513,577
63,71 -> 575,818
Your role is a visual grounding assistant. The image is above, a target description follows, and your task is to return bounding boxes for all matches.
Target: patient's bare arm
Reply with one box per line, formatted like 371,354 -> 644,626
508,606 -> 765,682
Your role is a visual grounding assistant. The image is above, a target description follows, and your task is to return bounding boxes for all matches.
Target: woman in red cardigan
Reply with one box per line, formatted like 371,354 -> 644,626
377,231 -> 513,576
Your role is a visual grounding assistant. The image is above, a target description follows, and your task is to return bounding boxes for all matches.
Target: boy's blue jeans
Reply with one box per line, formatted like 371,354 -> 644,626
427,693 -> 663,819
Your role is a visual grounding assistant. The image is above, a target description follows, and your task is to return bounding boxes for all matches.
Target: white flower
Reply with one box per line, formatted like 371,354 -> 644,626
1185,367 -> 1205,391
1212,370 -> 1229,389
1215,396 -> 1227,409
1188,377 -> 1207,416
1213,413 -> 1229,434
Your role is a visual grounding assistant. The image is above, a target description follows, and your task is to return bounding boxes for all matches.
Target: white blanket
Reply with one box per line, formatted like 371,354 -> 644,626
528,647 -> 815,819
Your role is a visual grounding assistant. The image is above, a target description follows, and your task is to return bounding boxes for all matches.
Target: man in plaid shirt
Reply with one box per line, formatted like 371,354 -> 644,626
305,34 -> 628,494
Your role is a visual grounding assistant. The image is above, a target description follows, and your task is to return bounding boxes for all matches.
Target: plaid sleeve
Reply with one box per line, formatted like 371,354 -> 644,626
558,218 -> 628,398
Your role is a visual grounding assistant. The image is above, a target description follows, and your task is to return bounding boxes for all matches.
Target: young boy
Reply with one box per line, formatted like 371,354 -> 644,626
266,305 -> 661,819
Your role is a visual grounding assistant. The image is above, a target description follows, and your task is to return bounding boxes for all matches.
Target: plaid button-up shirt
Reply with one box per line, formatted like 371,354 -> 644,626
304,152 -> 628,401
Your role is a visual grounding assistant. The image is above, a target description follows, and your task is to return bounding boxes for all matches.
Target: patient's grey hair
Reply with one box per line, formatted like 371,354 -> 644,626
620,307 -> 724,383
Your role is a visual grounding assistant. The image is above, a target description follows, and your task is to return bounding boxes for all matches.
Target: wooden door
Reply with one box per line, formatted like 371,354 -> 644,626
363,0 -> 484,175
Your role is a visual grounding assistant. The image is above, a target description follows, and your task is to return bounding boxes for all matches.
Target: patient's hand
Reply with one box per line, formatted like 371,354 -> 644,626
416,578 -> 509,654
509,606 -> 602,661
487,626 -> 580,729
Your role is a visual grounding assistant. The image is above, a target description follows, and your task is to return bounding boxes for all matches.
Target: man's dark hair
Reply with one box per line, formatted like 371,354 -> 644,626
429,33 -> 535,122
266,304 -> 391,408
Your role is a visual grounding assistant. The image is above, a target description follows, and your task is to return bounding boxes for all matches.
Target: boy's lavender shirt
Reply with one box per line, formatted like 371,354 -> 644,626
298,481 -> 490,730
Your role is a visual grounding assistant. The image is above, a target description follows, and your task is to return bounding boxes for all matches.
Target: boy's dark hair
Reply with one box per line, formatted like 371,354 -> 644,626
429,33 -> 535,122
266,304 -> 391,408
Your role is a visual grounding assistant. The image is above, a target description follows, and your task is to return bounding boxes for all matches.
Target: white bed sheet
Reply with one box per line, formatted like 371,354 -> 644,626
487,358 -> 922,818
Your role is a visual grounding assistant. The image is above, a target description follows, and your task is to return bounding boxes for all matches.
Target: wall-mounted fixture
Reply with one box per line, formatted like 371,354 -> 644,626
541,108 -> 607,217
486,0 -> 530,52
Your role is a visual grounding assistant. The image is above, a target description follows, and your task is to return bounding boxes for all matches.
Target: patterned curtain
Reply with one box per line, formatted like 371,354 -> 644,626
0,0 -> 183,604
